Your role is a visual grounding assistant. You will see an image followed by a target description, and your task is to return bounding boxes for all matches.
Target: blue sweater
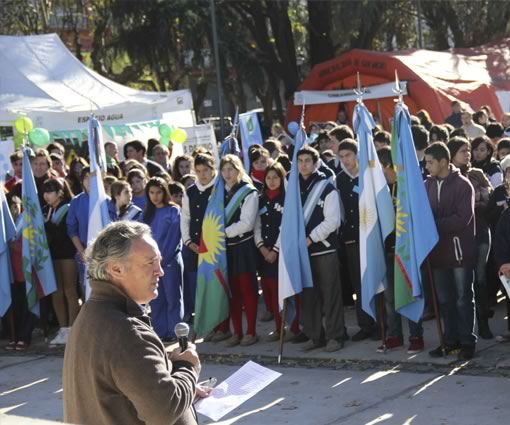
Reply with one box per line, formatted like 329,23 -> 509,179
66,192 -> 89,246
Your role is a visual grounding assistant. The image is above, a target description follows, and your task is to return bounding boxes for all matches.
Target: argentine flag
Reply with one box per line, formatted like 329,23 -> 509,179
86,116 -> 111,298
355,102 -> 395,320
278,124 -> 313,310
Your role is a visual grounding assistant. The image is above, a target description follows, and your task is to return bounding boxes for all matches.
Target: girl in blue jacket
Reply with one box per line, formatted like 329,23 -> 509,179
143,177 -> 184,341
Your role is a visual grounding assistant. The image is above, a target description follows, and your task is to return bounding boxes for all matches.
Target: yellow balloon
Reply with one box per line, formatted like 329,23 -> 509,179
14,117 -> 33,134
170,128 -> 187,144
13,133 -> 25,149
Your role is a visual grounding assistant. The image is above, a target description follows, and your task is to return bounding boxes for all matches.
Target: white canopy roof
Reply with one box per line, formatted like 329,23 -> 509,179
0,33 -> 194,130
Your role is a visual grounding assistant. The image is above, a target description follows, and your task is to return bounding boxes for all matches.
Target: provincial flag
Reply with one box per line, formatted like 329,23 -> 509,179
393,103 -> 439,322
194,176 -> 230,336
0,185 -> 16,317
239,111 -> 263,171
21,148 -> 57,315
355,102 -> 395,320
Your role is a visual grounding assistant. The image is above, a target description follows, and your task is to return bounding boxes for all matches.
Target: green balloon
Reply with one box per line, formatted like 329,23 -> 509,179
28,128 -> 50,147
159,124 -> 172,138
14,117 -> 33,134
160,136 -> 170,147
13,133 -> 25,149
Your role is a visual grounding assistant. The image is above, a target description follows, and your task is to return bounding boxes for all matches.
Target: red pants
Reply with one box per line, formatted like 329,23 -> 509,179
261,276 -> 300,334
230,272 -> 258,337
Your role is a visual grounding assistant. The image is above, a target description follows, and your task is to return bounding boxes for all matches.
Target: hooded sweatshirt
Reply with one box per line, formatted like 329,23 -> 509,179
424,165 -> 476,269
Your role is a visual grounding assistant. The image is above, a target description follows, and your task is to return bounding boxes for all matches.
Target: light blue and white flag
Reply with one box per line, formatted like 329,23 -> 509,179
354,102 -> 395,320
239,111 -> 263,171
86,116 -> 111,298
0,185 -> 16,317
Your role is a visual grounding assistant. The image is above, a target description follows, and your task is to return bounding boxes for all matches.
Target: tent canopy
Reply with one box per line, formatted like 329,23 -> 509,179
288,39 -> 510,130
0,33 -> 194,130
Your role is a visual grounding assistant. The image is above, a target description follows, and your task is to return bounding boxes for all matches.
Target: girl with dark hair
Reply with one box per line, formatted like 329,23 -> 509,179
220,154 -> 259,347
172,155 -> 193,182
108,180 -> 143,222
143,177 -> 184,341
448,138 -> 494,339
254,162 -> 301,342
248,147 -> 271,192
471,136 -> 503,188
43,178 -> 80,346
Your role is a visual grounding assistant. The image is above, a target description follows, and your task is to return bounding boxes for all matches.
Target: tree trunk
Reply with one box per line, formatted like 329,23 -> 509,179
307,0 -> 335,66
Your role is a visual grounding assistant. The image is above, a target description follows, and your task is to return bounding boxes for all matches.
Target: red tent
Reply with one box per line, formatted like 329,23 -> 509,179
288,40 -> 510,130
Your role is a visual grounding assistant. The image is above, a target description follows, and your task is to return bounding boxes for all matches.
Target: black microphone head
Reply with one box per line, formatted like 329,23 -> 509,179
174,322 -> 190,338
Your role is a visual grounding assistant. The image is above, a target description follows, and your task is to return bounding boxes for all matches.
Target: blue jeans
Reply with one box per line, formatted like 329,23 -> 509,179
433,267 -> 476,347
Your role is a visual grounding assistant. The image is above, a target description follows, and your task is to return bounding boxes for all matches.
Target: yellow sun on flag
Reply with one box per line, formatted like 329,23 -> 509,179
395,198 -> 408,237
198,212 -> 225,266
360,207 -> 375,229
21,213 -> 39,255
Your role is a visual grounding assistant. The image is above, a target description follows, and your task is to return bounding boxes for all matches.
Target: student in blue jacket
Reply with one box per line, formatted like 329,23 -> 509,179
143,177 -> 184,341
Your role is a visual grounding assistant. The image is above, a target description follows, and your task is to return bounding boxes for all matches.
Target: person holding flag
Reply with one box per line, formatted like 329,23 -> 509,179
295,144 -> 346,352
220,155 -> 259,347
181,153 -> 230,340
376,147 -> 425,354
355,100 -> 395,336
20,147 -> 58,317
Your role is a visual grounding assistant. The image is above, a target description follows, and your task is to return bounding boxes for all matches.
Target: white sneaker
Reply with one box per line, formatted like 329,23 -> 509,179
61,327 -> 71,345
49,328 -> 66,345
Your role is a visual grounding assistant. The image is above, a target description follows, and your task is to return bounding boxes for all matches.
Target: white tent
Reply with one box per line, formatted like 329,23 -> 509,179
0,33 -> 195,130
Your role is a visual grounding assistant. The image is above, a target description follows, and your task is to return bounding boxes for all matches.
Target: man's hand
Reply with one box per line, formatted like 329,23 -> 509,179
195,385 -> 212,399
306,237 -> 313,247
170,343 -> 201,372
500,264 -> 510,279
188,243 -> 200,255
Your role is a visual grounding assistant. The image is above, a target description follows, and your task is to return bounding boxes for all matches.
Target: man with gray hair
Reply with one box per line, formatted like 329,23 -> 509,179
63,221 -> 201,425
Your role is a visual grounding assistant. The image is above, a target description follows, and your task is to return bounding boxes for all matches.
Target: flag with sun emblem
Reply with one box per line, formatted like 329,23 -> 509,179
194,176 -> 230,336
355,102 -> 395,320
393,104 -> 438,322
21,148 -> 57,315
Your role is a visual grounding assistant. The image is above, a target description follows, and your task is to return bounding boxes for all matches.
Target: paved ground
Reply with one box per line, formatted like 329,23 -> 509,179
1,300 -> 510,424
1,356 -> 509,425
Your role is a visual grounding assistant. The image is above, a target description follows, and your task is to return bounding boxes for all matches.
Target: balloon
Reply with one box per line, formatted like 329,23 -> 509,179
13,133 -> 25,149
158,123 -> 172,139
14,117 -> 33,134
287,121 -> 299,136
28,128 -> 50,147
170,128 -> 187,144
160,136 -> 170,147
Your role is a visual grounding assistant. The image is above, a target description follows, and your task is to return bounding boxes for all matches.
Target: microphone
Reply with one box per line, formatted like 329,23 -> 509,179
174,322 -> 190,352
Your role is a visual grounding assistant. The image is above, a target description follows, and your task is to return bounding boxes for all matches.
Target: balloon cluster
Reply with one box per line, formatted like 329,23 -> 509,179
13,117 -> 50,149
158,124 -> 188,147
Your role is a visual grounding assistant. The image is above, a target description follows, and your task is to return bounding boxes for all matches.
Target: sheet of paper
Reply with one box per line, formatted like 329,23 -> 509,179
195,361 -> 282,422
500,274 -> 510,299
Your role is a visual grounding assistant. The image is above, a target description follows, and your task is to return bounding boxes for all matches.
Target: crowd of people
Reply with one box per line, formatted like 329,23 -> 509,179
2,101 -> 510,362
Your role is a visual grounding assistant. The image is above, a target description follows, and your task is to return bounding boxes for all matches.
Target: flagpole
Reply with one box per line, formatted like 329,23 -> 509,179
277,299 -> 287,365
